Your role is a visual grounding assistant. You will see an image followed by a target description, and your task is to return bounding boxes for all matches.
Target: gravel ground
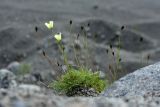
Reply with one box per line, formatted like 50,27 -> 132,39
0,88 -> 160,107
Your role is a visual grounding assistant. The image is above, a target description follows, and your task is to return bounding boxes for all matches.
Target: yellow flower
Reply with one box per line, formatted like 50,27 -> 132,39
45,21 -> 54,29
54,32 -> 62,41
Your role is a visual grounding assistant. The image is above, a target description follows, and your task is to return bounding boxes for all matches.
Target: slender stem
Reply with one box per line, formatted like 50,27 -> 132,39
73,46 -> 80,66
57,41 -> 68,66
83,30 -> 90,68
116,36 -> 121,71
108,67 -> 115,83
69,24 -> 80,67
140,53 -> 143,66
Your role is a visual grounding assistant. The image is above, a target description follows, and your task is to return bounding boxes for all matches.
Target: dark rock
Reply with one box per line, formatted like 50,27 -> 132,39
108,30 -> 154,52
130,22 -> 160,41
77,19 -> 154,52
77,20 -> 116,43
0,69 -> 17,89
0,28 -> 38,68
32,72 -> 43,82
0,28 -> 20,48
0,49 -> 25,68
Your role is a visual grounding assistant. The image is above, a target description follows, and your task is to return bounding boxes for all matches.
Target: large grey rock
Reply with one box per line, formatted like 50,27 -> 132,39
103,62 -> 160,97
7,61 -> 20,74
18,84 -> 41,94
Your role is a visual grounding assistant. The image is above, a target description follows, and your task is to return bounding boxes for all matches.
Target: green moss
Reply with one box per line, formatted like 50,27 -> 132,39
49,68 -> 107,95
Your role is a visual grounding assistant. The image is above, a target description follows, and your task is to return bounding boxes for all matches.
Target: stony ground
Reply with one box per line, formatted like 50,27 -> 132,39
0,88 -> 160,107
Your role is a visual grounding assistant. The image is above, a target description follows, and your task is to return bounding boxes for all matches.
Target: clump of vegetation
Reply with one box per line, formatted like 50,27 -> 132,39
49,68 -> 107,96
43,20 -> 109,96
17,63 -> 31,76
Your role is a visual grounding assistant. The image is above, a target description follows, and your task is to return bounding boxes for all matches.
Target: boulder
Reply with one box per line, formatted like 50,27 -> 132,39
7,61 -> 20,74
103,62 -> 160,97
18,84 -> 41,94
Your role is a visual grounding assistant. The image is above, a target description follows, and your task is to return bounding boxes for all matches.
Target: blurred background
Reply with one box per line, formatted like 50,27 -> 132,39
0,0 -> 160,81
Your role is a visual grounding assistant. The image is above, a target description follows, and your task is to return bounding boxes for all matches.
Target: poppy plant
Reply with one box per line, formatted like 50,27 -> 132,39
54,32 -> 62,42
45,21 -> 54,29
